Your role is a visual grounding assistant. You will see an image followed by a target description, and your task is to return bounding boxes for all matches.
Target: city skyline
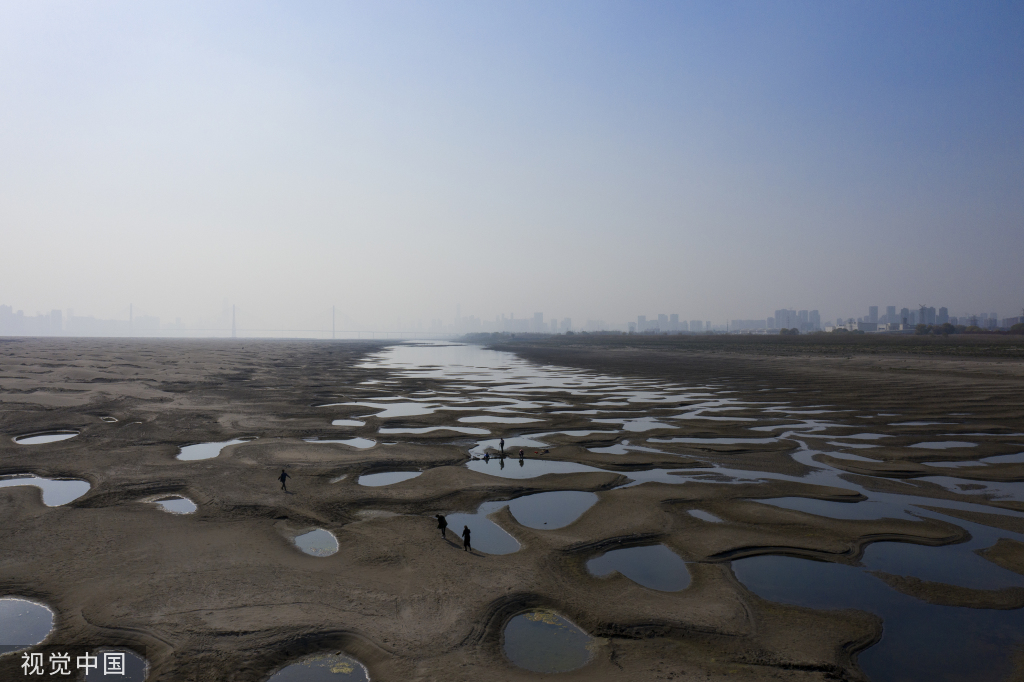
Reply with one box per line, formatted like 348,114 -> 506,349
2,297 -> 1019,338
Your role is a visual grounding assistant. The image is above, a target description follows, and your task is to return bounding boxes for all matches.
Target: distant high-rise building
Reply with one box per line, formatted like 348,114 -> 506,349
678,320 -> 688,332
638,315 -> 646,331
938,307 -> 949,324
532,312 -> 544,333
562,317 -> 571,332
900,308 -> 910,325
885,306 -> 896,324
690,320 -> 703,332
658,314 -> 668,331
798,310 -> 809,331
705,320 -> 711,332
669,314 -> 679,332
868,306 -> 878,324
809,310 -> 820,330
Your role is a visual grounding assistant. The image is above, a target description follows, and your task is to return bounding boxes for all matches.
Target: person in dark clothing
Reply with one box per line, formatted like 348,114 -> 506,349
462,525 -> 471,552
278,469 -> 290,491
436,514 -> 448,538
500,438 -> 505,454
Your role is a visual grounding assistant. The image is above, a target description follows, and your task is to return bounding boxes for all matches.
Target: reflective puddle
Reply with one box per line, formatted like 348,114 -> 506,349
294,529 -> 339,557
153,496 -> 197,514
688,509 -> 723,523
445,502 -> 520,554
503,610 -> 594,673
330,419 -> 364,427
304,437 -> 376,449
13,431 -> 79,445
268,653 -> 368,681
507,491 -> 599,530
587,544 -> 691,591
756,497 -> 912,520
0,475 -> 90,506
458,416 -> 541,424
176,438 -> 253,461
100,416 -> 119,423
82,648 -> 149,681
378,426 -> 489,435
357,471 -> 421,487
0,597 -> 53,654
466,458 -> 604,479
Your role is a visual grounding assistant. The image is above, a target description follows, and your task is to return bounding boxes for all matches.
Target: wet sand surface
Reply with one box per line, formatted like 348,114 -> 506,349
1,335 -> 1023,681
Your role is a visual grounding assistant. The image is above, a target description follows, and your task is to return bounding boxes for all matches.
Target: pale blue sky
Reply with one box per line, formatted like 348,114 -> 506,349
1,1 -> 1021,330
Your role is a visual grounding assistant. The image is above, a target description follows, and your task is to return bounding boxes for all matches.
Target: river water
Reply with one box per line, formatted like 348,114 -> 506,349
337,341 -> 1024,681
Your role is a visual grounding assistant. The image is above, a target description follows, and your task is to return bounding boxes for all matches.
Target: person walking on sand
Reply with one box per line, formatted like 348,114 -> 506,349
279,469 -> 290,492
436,514 -> 448,539
462,525 -> 472,552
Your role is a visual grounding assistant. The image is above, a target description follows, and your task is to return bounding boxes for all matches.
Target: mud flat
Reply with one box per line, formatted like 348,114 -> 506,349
0,336 -> 1022,680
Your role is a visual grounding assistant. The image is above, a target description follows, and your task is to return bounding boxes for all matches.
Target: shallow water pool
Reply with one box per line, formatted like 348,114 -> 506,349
503,611 -> 594,673
0,597 -> 53,654
294,529 -> 339,557
587,544 -> 691,591
267,653 -> 368,681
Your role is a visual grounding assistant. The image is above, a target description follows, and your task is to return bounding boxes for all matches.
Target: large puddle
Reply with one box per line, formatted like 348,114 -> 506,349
503,610 -> 594,673
294,529 -> 339,557
13,431 -> 79,445
0,475 -> 91,506
445,502 -> 520,554
733,554 -> 1024,682
267,653 -> 368,681
587,544 -> 691,591
465,458 -> 604,479
507,491 -> 599,530
304,437 -> 376,449
0,597 -> 53,654
176,438 -> 253,461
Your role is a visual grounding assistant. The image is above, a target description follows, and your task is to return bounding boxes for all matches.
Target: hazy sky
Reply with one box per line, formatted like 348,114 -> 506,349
2,1 -> 1021,330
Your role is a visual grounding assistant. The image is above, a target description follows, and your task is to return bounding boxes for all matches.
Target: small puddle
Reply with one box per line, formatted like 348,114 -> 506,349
330,419 -> 364,427
587,544 -> 691,591
153,496 -> 197,514
458,416 -> 542,424
445,502 -> 520,554
82,648 -> 149,681
294,529 -> 339,557
466,458 -> 604,479
0,475 -> 91,506
503,610 -> 594,673
357,471 -> 421,487
0,597 -> 53,654
268,653 -> 368,681
649,437 -> 778,445
176,438 -> 252,461
100,416 -> 119,423
507,491 -> 599,530
14,431 -> 79,445
688,509 -> 723,523
909,441 -> 978,450
304,437 -> 376,449
378,426 -> 490,435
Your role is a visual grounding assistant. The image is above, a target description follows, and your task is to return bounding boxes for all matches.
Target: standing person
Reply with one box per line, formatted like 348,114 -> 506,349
500,438 -> 505,454
436,514 -> 448,539
462,525 -> 472,552
278,469 -> 290,491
